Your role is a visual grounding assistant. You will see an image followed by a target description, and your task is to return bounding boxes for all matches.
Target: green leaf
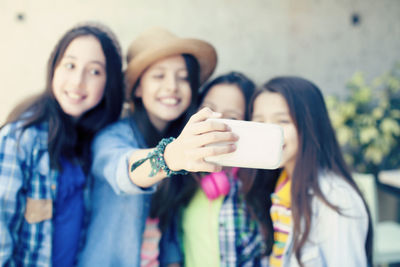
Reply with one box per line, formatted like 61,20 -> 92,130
381,118 -> 400,136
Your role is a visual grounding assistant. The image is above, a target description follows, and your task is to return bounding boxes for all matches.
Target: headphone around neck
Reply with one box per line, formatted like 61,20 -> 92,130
200,168 -> 239,200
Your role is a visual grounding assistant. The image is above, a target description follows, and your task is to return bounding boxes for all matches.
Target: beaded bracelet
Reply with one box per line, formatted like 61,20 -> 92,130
130,137 -> 188,177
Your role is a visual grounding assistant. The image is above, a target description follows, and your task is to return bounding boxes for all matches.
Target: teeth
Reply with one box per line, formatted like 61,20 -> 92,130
160,98 -> 178,105
67,92 -> 83,100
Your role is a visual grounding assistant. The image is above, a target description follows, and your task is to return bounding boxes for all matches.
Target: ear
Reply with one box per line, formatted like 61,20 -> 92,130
135,85 -> 142,98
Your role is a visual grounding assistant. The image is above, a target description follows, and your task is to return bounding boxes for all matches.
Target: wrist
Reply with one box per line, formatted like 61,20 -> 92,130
164,141 -> 177,172
153,137 -> 187,177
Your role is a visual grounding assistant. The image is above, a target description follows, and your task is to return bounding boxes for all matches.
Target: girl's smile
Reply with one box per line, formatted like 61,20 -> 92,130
157,95 -> 181,106
64,90 -> 86,102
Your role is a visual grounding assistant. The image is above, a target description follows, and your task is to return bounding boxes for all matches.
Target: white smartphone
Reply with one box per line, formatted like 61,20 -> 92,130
205,119 -> 283,169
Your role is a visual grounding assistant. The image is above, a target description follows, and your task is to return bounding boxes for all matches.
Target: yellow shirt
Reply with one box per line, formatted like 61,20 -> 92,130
269,171 -> 292,267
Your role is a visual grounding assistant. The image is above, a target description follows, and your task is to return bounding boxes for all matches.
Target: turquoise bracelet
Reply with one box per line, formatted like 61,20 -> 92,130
130,137 -> 188,177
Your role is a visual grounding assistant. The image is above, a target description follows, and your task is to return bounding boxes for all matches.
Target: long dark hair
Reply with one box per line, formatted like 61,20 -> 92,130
5,23 -> 124,172
250,76 -> 373,266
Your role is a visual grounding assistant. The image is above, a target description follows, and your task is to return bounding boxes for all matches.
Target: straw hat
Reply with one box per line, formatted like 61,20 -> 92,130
125,27 -> 217,100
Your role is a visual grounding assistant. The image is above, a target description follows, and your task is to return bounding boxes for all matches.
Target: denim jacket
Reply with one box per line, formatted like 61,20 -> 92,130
78,118 -> 155,267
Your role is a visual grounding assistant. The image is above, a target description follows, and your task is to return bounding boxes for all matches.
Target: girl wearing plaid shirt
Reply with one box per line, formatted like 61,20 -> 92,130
0,23 -> 124,266
156,72 -> 271,267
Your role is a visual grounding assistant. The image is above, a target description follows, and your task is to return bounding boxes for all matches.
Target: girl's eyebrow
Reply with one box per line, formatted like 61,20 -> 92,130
273,111 -> 290,116
253,111 -> 288,116
151,64 -> 187,71
251,112 -> 289,120
90,61 -> 106,68
63,55 -> 106,68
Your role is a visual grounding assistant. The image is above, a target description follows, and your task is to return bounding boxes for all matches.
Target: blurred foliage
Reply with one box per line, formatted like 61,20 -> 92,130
326,63 -> 400,175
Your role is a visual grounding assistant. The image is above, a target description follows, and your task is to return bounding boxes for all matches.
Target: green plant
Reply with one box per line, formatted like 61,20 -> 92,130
326,63 -> 400,176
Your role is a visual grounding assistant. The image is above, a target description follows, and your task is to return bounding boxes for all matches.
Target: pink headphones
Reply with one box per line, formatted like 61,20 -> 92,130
200,168 -> 239,200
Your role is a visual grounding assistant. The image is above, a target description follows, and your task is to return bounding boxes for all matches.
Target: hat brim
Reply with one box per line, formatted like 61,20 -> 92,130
125,38 -> 217,100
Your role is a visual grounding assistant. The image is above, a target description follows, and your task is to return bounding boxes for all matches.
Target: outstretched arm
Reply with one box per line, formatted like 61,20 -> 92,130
128,108 -> 238,188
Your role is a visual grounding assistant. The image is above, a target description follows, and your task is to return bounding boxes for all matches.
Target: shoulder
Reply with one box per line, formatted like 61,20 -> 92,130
0,120 -> 48,148
315,170 -> 367,217
0,120 -> 49,173
305,171 -> 370,266
92,118 -> 144,150
317,171 -> 356,197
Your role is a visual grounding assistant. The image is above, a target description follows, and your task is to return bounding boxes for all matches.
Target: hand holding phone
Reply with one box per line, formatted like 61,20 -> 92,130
204,119 -> 283,169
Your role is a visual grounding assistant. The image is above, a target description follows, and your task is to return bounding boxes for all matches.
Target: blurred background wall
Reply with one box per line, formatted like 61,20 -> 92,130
1,0 -> 399,124
0,0 -> 400,227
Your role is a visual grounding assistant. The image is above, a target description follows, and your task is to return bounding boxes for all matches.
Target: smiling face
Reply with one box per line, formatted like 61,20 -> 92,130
252,91 -> 299,175
199,83 -> 245,120
135,55 -> 191,132
52,35 -> 106,119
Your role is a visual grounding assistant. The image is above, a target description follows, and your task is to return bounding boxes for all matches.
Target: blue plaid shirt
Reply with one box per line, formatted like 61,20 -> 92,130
218,175 -> 268,267
0,120 -> 58,266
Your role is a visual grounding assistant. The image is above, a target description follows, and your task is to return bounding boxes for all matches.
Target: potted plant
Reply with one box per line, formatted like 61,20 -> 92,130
326,63 -> 400,177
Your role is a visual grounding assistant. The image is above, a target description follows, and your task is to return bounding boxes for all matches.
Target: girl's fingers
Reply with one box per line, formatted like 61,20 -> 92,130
172,108 -> 239,172
187,107 -> 221,124
185,143 -> 236,165
191,161 -> 223,173
200,143 -> 237,158
181,144 -> 236,172
189,119 -> 232,135
194,131 -> 239,148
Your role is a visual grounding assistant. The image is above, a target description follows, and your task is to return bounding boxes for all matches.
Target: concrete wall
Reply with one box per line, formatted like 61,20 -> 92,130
1,0 -> 399,123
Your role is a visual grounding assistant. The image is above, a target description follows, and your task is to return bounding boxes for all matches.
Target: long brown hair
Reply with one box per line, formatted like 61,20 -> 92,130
5,23 -> 124,172
250,76 -> 373,266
